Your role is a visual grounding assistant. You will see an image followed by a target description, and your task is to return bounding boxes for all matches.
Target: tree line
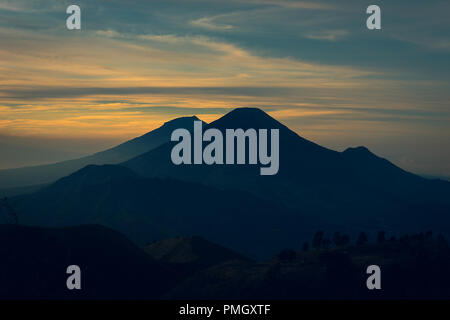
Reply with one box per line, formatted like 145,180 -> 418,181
277,230 -> 448,262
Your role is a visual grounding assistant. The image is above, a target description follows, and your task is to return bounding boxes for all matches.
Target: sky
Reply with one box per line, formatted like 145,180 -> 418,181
0,0 -> 449,177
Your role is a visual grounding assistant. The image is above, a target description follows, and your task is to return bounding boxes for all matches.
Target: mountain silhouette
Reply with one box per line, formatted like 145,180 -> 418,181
7,107 -> 450,258
123,108 -> 425,190
124,108 -> 339,200
123,108 -> 450,234
0,116 -> 201,190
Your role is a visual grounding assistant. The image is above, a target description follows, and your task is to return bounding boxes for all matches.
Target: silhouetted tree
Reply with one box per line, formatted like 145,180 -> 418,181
312,231 -> 324,249
425,231 -> 433,241
389,236 -> 397,242
333,232 -> 350,247
340,234 -> 350,246
400,234 -> 410,243
356,232 -> 368,245
437,234 -> 448,248
277,249 -> 296,262
377,231 -> 385,243
417,232 -> 425,243
332,232 -> 342,246
322,238 -> 331,249
302,242 -> 309,252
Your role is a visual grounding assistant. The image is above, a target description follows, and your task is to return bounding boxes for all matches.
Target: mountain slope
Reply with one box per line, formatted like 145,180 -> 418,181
145,236 -> 250,279
123,107 -> 450,233
0,116 -> 201,189
124,108 -> 342,203
13,164 -> 327,259
145,236 -> 249,266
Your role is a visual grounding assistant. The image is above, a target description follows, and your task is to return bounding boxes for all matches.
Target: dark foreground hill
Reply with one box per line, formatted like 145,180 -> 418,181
0,225 -> 252,299
0,224 -> 171,299
165,233 -> 450,299
2,224 -> 450,299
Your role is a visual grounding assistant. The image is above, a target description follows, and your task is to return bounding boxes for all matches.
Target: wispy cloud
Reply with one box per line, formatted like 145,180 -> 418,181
245,0 -> 335,10
190,16 -> 234,30
305,30 -> 349,41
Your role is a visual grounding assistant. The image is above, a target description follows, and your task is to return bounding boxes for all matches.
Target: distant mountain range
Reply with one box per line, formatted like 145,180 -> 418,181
0,116 -> 202,190
5,108 -> 450,258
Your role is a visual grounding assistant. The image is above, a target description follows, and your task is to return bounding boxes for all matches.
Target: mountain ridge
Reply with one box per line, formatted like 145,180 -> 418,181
0,116 -> 202,189
123,107 -> 442,203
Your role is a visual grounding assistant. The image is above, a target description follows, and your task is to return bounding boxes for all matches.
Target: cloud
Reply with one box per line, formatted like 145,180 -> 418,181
0,2 -> 25,12
190,17 -> 234,30
95,30 -> 122,38
305,30 -> 349,41
244,0 -> 335,10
